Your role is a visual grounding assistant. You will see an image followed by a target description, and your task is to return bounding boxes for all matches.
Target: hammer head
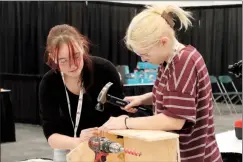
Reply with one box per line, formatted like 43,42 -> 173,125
97,82 -> 113,104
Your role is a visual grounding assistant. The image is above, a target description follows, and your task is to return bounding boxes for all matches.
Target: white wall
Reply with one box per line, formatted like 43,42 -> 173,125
109,1 -> 242,7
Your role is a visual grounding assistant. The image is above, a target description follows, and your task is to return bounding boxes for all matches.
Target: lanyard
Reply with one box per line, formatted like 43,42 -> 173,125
61,72 -> 83,138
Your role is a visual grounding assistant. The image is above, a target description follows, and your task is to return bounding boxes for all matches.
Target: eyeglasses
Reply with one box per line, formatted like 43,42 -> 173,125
58,53 -> 81,66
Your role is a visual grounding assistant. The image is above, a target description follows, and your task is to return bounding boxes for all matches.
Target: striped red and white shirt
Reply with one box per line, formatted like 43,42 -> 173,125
152,45 -> 222,162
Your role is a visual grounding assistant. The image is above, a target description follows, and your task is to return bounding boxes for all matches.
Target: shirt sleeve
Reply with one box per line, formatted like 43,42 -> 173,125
162,91 -> 196,130
39,75 -> 66,140
161,58 -> 198,130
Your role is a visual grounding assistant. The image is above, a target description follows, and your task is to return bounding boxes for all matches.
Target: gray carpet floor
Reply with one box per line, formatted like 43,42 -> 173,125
1,103 -> 242,162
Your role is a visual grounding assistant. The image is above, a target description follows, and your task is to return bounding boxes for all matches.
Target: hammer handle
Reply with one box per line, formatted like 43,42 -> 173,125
106,94 -> 147,111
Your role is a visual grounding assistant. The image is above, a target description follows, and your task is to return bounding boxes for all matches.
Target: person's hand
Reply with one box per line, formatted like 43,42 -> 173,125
122,95 -> 144,113
98,115 -> 129,136
79,127 -> 98,141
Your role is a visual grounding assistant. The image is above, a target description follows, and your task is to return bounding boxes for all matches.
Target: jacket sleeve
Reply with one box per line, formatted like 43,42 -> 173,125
39,75 -> 67,140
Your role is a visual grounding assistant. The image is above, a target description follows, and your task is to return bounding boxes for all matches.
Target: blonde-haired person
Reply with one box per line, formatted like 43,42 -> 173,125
99,5 -> 223,162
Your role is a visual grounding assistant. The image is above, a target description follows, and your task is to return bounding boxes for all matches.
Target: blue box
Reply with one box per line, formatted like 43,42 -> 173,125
136,62 -> 159,70
124,73 -> 140,84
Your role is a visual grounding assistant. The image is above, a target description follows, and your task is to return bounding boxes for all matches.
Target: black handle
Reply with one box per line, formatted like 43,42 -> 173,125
106,94 -> 148,111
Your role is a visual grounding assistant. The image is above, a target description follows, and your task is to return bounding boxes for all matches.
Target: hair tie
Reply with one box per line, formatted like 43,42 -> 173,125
161,11 -> 175,28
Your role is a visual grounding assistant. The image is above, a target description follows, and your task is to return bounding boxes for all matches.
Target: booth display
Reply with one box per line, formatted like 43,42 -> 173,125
124,62 -> 158,85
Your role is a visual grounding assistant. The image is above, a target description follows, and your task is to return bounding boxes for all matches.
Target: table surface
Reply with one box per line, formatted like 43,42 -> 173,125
216,130 -> 242,154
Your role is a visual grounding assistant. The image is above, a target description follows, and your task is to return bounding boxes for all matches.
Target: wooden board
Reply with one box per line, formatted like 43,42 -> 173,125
109,130 -> 179,142
66,141 -> 95,162
66,130 -> 180,162
124,137 -> 178,162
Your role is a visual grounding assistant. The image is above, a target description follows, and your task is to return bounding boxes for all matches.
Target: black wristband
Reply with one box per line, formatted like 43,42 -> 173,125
124,117 -> 129,129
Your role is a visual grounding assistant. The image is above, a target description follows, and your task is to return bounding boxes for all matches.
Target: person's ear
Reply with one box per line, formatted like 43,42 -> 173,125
160,37 -> 169,46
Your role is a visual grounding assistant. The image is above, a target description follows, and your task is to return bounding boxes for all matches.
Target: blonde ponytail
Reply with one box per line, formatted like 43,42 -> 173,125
163,5 -> 193,30
125,4 -> 193,51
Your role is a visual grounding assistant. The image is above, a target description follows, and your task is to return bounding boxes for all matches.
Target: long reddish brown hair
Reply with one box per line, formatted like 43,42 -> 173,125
45,24 -> 93,89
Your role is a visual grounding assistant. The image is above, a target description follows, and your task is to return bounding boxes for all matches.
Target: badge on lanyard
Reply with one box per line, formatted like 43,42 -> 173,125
61,72 -> 83,138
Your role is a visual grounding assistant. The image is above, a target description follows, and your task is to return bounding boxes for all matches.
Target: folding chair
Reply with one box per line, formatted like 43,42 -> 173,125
210,75 -> 232,115
218,75 -> 242,114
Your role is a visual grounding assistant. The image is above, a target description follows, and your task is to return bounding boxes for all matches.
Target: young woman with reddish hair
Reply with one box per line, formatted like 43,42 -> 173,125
39,24 -> 130,161
99,5 -> 223,162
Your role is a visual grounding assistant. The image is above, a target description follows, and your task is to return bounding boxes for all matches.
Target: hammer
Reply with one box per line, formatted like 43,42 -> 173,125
95,82 -> 149,112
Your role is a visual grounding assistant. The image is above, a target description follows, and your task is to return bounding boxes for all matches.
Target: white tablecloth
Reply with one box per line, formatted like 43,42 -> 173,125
216,130 -> 242,154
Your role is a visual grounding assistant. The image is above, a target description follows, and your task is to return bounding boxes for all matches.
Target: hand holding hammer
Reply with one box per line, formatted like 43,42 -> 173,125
95,82 -> 152,116
121,96 -> 146,113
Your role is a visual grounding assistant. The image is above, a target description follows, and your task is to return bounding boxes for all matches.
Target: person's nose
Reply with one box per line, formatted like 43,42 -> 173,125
69,64 -> 77,70
68,60 -> 77,69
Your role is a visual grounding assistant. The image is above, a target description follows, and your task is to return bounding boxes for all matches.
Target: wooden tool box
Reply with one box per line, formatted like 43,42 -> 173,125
66,130 -> 180,162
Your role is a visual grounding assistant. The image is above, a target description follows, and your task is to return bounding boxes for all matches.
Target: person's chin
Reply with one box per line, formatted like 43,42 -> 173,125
68,69 -> 81,78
